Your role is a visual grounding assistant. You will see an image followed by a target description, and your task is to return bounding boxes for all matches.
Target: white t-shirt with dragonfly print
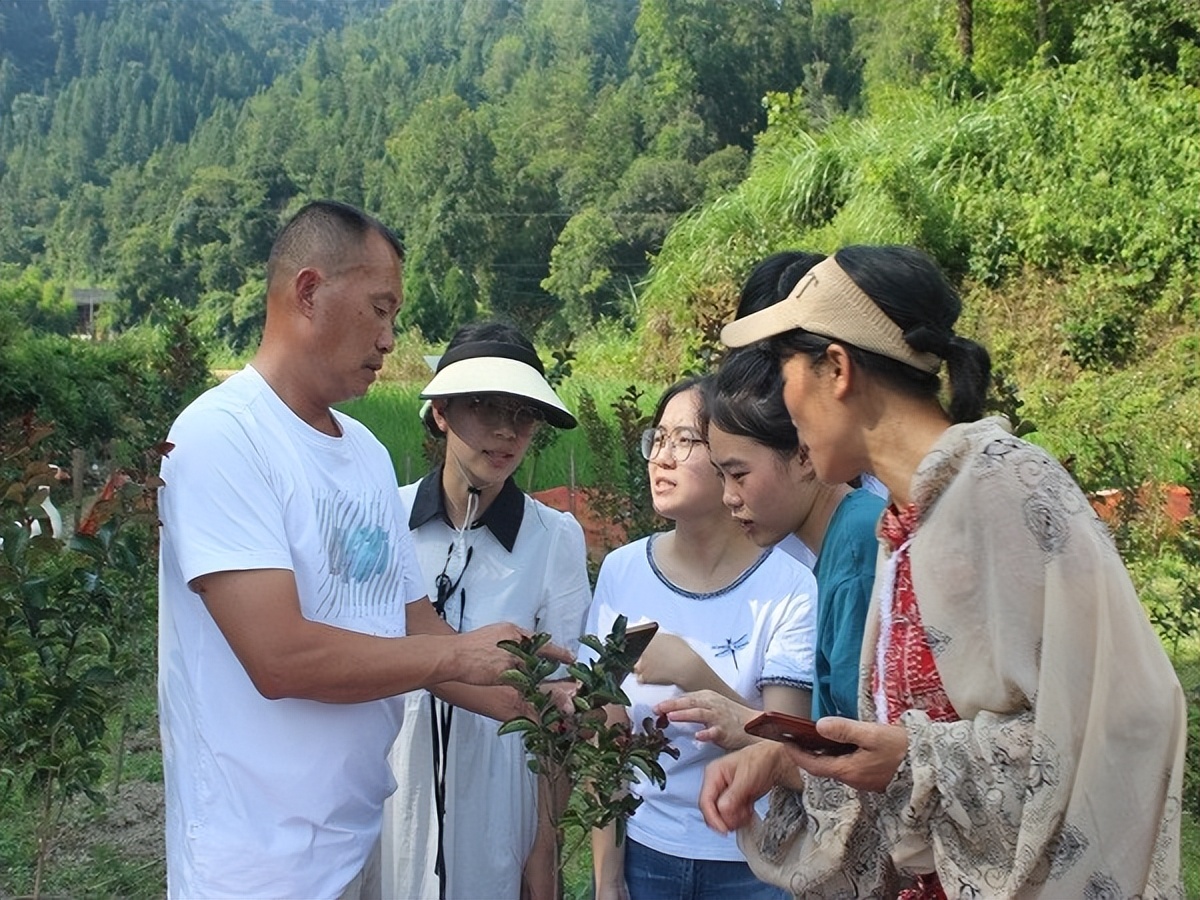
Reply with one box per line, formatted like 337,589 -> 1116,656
584,533 -> 817,863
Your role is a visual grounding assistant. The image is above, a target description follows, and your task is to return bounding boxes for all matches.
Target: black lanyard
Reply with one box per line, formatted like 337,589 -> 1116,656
433,542 -> 473,627
430,541 -> 472,899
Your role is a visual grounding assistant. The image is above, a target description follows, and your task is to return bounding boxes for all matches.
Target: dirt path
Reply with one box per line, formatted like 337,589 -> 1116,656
56,780 -> 165,867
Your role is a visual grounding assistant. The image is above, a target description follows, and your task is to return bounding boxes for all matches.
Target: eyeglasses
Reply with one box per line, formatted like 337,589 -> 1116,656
464,395 -> 544,432
641,426 -> 707,463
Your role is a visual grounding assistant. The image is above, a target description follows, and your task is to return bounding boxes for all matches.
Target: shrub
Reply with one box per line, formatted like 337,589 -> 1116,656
0,417 -> 161,896
498,617 -> 679,868
0,306 -> 211,469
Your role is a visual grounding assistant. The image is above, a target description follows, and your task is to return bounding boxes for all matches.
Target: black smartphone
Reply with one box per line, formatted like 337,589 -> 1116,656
743,711 -> 858,756
608,621 -> 659,681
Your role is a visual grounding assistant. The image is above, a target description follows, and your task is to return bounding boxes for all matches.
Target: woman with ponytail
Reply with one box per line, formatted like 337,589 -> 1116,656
380,321 -> 591,900
699,245 -> 1185,898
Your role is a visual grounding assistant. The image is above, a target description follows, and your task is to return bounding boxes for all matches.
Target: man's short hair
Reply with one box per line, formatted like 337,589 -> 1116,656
266,200 -> 404,287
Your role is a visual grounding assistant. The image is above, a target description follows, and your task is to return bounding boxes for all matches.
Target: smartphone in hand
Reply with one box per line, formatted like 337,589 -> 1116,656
608,622 -> 659,682
744,711 -> 858,756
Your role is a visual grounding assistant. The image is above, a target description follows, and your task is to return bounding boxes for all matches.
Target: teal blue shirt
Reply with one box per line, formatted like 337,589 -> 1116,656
811,489 -> 885,719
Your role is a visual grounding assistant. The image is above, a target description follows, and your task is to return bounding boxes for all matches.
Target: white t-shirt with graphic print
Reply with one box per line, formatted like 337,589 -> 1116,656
158,365 -> 425,900
584,534 -> 817,862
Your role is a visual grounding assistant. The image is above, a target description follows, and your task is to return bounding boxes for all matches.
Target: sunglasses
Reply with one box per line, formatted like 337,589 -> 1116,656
462,395 -> 545,432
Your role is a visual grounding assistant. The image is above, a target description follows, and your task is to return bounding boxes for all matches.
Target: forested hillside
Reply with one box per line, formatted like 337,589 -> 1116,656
1,0 -> 853,345
637,1 -> 1200,490
1,4 -> 1198,893
1,0 -> 1198,486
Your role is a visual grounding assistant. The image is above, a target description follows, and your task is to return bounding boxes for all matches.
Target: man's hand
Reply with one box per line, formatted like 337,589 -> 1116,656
654,690 -> 757,750
453,622 -> 573,685
407,600 -> 573,687
698,741 -> 801,835
539,678 -> 580,716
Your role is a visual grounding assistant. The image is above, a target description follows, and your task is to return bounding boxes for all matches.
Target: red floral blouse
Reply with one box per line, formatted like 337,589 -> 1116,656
874,503 -> 960,900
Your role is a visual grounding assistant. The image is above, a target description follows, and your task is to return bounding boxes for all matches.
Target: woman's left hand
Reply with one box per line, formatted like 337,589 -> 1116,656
780,717 -> 908,793
632,632 -> 704,689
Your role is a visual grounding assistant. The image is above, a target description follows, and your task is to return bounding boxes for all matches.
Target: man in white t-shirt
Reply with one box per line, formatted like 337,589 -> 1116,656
157,200 -> 569,900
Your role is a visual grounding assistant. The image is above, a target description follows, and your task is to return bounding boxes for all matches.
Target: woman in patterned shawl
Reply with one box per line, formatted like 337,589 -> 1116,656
702,245 -> 1185,899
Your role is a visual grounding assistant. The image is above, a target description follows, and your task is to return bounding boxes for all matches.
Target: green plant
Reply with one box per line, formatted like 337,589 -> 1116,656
497,616 -> 680,880
0,304 -> 211,469
573,386 -> 659,574
1059,278 -> 1144,371
984,368 -> 1038,438
0,416 -> 162,898
71,453 -> 167,798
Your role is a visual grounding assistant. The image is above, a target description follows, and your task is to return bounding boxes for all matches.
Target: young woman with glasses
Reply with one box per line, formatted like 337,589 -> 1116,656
650,252 -> 884,740
643,346 -> 885,762
380,321 -> 591,900
586,377 -> 818,900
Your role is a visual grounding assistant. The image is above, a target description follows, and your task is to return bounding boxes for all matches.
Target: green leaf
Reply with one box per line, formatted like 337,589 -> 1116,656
67,533 -> 107,562
496,716 -> 539,737
629,755 -> 667,788
496,638 -> 534,661
80,665 -> 117,685
19,577 -> 49,609
578,635 -> 606,655
499,669 -> 532,690
565,663 -> 592,682
2,525 -> 30,567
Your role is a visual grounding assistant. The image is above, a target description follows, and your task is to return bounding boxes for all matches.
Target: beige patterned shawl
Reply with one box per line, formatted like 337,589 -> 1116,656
740,417 -> 1185,898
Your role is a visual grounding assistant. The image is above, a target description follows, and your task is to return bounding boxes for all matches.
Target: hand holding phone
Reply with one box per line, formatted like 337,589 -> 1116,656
607,621 -> 659,682
743,711 -> 858,756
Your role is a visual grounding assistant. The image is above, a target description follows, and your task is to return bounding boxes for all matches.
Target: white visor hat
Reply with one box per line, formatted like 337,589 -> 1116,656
720,256 -> 941,374
420,340 -> 577,429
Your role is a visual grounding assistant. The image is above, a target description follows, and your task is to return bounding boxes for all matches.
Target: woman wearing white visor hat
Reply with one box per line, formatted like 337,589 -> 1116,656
380,321 -> 590,900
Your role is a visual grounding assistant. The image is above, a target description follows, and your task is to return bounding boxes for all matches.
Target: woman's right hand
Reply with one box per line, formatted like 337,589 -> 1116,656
699,741 -> 803,834
783,717 -> 908,793
654,689 -> 757,750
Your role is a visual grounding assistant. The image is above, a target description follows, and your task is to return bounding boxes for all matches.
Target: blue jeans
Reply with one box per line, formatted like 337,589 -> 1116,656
622,837 -> 789,900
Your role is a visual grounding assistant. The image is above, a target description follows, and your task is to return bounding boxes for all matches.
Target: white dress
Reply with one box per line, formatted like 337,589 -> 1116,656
380,471 -> 591,900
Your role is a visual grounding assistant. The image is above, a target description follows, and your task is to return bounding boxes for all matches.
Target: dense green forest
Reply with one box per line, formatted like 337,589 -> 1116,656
1,0 -> 1198,482
2,3 -> 1199,894
0,0 -> 848,342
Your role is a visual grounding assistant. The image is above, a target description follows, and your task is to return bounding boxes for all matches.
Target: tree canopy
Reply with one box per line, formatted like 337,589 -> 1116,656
0,0 -> 1196,372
